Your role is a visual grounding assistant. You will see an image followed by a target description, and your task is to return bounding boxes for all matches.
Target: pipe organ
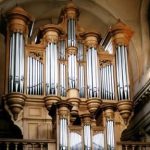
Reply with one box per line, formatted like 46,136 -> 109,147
4,1 -> 134,150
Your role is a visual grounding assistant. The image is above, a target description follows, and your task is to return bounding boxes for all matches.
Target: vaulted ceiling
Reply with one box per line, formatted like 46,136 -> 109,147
0,0 -> 149,95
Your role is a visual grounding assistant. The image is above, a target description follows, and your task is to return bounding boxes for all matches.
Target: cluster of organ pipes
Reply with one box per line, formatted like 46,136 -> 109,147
99,63 -> 115,100
86,47 -> 99,98
46,42 -> 58,95
58,40 -> 66,96
78,42 -> 85,97
8,16 -> 131,103
115,45 -> 130,100
59,118 -> 68,150
27,55 -> 43,95
9,32 -> 24,93
106,120 -> 115,150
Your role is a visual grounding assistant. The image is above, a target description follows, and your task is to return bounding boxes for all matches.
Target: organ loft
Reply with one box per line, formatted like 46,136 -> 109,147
0,0 -> 149,150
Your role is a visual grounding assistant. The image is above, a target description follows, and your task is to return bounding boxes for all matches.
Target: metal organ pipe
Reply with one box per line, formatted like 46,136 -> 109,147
121,45 -> 127,99
78,42 -> 85,97
19,33 -> 24,93
118,46 -> 123,100
106,120 -> 115,150
115,49 -> 120,100
60,118 -> 68,150
84,125 -> 91,150
68,53 -> 77,89
79,65 -> 85,97
124,46 -> 130,99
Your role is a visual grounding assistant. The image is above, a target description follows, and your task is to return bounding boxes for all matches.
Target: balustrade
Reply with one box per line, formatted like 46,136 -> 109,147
0,139 -> 55,150
117,141 -> 150,150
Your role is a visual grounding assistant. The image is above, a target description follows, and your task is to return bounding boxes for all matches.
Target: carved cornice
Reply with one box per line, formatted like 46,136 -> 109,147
40,24 -> 63,43
64,1 -> 79,19
110,19 -> 133,46
7,6 -> 33,33
81,32 -> 101,48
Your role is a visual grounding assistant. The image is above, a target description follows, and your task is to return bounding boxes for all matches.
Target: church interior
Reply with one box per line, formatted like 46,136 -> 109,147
0,0 -> 149,149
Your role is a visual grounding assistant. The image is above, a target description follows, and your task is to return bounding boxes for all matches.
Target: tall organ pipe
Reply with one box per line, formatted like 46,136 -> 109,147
68,53 -> 77,89
124,46 -> 130,99
59,63 -> 66,96
79,64 -> 85,97
9,32 -> 25,93
84,125 -> 91,150
60,118 -> 68,150
106,120 -> 115,150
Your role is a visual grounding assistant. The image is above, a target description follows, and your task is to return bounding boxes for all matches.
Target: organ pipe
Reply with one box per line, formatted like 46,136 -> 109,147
78,64 -> 85,97
59,63 -> 66,96
106,120 -> 115,150
68,50 -> 77,89
77,42 -> 84,61
84,125 -> 91,150
60,118 -> 68,150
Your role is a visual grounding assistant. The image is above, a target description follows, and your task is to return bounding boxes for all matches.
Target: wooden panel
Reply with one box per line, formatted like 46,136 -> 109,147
28,107 -> 43,118
28,123 -> 38,139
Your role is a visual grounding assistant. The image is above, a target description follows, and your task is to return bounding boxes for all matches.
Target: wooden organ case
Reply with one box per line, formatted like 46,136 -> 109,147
3,1 -> 133,150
